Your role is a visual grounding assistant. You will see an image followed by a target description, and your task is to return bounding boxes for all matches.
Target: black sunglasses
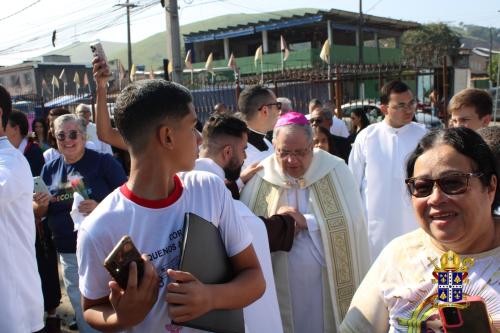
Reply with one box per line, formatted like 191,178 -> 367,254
56,130 -> 79,141
405,172 -> 483,198
259,102 -> 282,110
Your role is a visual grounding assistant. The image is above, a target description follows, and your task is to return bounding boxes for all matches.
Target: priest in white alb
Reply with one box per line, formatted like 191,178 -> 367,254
348,80 -> 427,261
240,112 -> 370,333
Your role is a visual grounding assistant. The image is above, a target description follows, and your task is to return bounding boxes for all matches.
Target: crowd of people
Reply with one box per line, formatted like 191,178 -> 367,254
0,54 -> 498,333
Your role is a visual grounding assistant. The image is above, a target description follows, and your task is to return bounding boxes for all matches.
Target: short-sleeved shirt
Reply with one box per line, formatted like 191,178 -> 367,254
340,229 -> 500,332
78,171 -> 252,333
41,148 -> 127,252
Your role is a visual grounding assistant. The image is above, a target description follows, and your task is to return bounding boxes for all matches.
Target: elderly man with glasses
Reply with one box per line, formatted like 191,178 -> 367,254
348,80 -> 427,263
241,112 -> 370,333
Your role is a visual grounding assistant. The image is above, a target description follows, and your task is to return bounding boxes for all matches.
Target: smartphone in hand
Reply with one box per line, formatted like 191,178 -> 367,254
104,235 -> 144,290
439,296 -> 493,333
33,176 -> 49,193
90,41 -> 108,63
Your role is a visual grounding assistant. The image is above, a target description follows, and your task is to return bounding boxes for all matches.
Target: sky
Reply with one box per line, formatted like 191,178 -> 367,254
1,0 -> 499,66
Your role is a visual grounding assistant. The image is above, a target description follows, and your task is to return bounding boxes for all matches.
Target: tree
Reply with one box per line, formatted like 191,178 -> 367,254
401,23 -> 461,67
491,54 -> 499,86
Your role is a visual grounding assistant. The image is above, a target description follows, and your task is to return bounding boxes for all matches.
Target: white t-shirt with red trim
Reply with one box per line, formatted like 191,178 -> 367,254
77,171 -> 252,333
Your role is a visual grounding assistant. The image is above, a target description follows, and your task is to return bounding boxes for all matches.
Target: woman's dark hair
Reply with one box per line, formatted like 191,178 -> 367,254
351,108 -> 370,132
8,110 -> 29,137
32,117 -> 48,142
406,127 -> 499,208
313,126 -> 333,154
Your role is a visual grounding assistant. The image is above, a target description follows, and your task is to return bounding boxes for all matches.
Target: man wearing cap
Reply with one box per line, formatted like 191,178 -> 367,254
241,112 -> 370,333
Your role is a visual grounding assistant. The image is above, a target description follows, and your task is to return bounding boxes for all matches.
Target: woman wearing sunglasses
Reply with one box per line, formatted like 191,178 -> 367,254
341,127 -> 499,332
43,108 -> 99,164
33,114 -> 127,333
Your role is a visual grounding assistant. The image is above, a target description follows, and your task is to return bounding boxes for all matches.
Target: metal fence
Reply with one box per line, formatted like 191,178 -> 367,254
10,63 -> 435,126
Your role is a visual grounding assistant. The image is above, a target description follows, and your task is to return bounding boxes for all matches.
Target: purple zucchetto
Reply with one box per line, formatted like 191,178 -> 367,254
275,111 -> 309,128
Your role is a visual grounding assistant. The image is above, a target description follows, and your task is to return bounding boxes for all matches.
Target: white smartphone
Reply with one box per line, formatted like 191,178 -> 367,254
90,41 -> 108,63
33,176 -> 49,194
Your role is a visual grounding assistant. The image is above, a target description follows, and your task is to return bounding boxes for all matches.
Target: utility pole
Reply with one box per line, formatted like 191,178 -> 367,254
490,27 -> 494,81
358,0 -> 364,65
116,0 -> 137,74
165,0 -> 182,83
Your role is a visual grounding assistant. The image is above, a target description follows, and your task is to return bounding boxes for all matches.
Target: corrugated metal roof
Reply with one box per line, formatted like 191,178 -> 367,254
183,8 -> 419,38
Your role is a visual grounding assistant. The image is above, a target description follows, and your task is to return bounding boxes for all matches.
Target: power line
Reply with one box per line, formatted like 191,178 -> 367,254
365,0 -> 383,13
0,0 -> 158,56
0,0 -> 42,22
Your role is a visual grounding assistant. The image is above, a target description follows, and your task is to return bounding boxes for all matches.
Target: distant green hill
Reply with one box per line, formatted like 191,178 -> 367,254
38,10 -> 500,70
36,41 -> 127,64
108,8 -> 320,69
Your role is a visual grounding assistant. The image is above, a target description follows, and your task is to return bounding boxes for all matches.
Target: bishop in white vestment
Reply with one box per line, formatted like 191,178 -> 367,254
241,112 -> 370,333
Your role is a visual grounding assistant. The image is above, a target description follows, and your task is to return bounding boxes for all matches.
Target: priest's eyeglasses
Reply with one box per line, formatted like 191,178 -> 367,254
277,147 -> 312,159
405,172 -> 483,198
389,100 -> 417,112
56,130 -> 79,141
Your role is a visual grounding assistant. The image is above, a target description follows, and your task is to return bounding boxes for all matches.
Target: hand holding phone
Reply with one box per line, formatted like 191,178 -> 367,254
439,296 -> 493,333
104,235 -> 145,290
33,176 -> 49,193
90,41 -> 111,80
90,41 -> 108,64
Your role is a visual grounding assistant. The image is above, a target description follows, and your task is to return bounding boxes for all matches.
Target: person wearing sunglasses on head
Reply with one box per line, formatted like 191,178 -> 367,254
33,114 -> 127,333
341,127 -> 499,333
348,80 -> 428,263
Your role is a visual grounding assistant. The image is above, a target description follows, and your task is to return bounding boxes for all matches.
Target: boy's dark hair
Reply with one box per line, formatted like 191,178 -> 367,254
202,114 -> 248,154
0,85 -> 12,130
380,80 -> 411,105
237,85 -> 273,121
8,110 -> 29,137
448,88 -> 493,119
114,79 -> 193,150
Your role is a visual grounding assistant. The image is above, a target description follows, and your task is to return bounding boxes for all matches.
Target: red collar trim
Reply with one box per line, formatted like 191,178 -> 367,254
120,175 -> 183,209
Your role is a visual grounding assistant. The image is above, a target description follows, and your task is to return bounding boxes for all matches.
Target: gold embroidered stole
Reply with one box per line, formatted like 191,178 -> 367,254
249,174 -> 357,332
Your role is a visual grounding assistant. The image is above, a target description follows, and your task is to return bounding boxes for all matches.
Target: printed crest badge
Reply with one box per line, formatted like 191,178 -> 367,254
428,250 -> 474,307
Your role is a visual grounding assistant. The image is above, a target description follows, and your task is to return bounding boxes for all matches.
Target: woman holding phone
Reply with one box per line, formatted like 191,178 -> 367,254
33,114 -> 127,333
340,127 -> 499,332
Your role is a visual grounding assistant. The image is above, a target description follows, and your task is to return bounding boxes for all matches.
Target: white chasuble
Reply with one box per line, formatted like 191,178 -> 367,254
241,149 -> 371,333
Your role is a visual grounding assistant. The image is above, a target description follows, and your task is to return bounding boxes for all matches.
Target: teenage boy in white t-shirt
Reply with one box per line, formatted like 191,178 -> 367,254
77,71 -> 265,332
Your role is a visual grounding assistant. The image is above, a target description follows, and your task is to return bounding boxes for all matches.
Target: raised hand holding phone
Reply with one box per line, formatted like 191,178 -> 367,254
90,41 -> 111,79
